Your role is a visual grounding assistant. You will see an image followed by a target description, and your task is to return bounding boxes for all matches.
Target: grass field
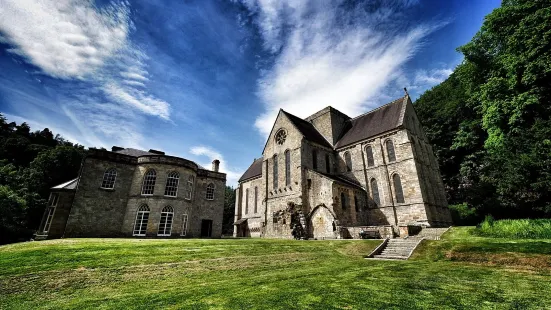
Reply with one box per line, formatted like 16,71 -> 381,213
1,227 -> 550,309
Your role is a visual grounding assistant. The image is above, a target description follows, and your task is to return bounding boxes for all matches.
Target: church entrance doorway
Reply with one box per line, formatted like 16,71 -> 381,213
310,206 -> 336,239
201,219 -> 212,237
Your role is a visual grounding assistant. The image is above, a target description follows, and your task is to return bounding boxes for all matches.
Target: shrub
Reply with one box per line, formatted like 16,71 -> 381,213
448,203 -> 480,225
475,218 -> 551,239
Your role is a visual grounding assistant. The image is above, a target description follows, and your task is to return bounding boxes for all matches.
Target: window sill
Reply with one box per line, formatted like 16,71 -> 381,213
141,194 -> 154,197
163,195 -> 178,199
99,187 -> 115,191
206,198 -> 214,201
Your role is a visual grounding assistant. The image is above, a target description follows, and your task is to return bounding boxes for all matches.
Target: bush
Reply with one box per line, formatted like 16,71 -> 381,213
449,203 -> 480,225
475,218 -> 551,239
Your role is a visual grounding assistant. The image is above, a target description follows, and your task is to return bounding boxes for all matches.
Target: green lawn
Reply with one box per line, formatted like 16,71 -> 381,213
1,227 -> 550,309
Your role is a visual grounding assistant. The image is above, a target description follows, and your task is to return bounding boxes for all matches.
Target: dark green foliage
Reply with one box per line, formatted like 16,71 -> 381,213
0,113 -> 86,244
222,186 -> 236,235
415,0 -> 551,219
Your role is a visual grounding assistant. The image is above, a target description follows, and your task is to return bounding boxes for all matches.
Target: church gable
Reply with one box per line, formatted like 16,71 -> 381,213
262,110 -> 320,157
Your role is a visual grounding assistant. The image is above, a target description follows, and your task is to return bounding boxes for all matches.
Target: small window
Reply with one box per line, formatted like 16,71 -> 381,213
141,169 -> 156,195
393,174 -> 405,203
185,175 -> 194,200
312,149 -> 318,170
285,150 -> 291,186
133,205 -> 150,236
341,192 -> 347,210
371,179 -> 380,206
325,153 -> 331,173
344,152 -> 352,172
181,214 -> 188,236
254,186 -> 258,213
245,188 -> 249,214
273,155 -> 278,189
386,140 -> 396,162
158,206 -> 174,236
101,168 -> 117,189
206,183 -> 215,200
164,171 -> 179,197
365,145 -> 374,167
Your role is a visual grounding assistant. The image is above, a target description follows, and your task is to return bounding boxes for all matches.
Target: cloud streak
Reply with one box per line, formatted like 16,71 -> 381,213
190,145 -> 243,187
0,0 -> 170,146
239,0 -> 445,136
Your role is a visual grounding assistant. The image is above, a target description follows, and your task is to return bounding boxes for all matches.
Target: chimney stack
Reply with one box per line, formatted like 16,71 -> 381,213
212,159 -> 220,172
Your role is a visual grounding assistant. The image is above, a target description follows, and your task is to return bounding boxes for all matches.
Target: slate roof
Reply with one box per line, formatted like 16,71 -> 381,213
51,178 -> 78,190
334,96 -> 406,149
282,111 -> 333,148
113,148 -> 155,157
239,158 -> 263,182
313,171 -> 365,190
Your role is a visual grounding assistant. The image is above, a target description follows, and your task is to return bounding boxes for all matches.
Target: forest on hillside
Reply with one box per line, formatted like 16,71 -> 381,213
414,0 -> 551,223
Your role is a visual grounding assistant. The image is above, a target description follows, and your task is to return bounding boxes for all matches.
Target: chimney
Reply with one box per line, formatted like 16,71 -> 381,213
212,159 -> 220,172
111,146 -> 124,152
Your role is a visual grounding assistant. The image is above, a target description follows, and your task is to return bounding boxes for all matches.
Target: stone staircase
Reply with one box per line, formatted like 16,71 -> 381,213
371,237 -> 424,260
413,227 -> 451,240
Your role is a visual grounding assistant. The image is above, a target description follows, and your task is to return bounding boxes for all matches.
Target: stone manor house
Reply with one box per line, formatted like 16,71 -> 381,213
36,147 -> 226,240
234,93 -> 452,239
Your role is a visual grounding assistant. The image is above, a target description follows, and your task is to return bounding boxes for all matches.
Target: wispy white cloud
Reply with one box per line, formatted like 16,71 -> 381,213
239,0 -> 446,136
190,145 -> 243,187
410,68 -> 454,89
0,0 -> 170,146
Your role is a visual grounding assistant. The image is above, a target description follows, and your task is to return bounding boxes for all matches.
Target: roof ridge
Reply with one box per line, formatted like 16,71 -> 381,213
349,96 -> 405,121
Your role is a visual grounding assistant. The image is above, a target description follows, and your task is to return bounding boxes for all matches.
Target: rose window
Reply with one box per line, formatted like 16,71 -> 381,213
275,130 -> 287,145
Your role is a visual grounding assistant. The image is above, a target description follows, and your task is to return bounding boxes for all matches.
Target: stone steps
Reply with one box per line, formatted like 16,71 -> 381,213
370,238 -> 424,260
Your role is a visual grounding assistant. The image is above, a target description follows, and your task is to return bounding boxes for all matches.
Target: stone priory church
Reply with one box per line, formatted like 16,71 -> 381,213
234,93 -> 452,239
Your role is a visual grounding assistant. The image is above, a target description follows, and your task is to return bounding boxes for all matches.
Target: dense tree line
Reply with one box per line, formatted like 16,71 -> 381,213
415,0 -> 551,224
0,115 -> 86,244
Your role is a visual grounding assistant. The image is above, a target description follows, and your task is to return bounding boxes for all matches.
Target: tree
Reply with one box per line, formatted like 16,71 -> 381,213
223,186 -> 236,235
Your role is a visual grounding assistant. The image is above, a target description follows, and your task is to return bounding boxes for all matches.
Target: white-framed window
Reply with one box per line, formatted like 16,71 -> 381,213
164,171 -> 179,197
185,175 -> 194,200
101,168 -> 117,189
206,183 -> 215,200
181,214 -> 188,236
133,205 -> 150,236
158,206 -> 174,236
141,169 -> 156,195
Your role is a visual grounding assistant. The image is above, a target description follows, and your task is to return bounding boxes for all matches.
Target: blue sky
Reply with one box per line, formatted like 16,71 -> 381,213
0,0 -> 500,185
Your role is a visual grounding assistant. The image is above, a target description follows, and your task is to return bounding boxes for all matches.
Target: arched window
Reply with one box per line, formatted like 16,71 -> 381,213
273,155 -> 278,189
386,140 -> 396,162
344,152 -> 352,172
365,145 -> 374,167
206,183 -> 215,200
254,186 -> 258,213
393,174 -> 405,203
312,149 -> 318,170
285,150 -> 291,186
101,168 -> 117,189
141,169 -> 156,195
185,175 -> 194,200
245,188 -> 249,214
371,179 -> 380,206
341,192 -> 347,210
158,206 -> 174,236
325,153 -> 331,173
133,205 -> 150,236
354,195 -> 359,212
164,171 -> 179,197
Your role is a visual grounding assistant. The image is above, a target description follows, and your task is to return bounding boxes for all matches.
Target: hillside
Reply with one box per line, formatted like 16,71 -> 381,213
1,229 -> 550,309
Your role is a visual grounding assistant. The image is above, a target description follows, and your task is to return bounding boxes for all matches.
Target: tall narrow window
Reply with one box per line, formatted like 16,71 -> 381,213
273,155 -> 278,189
141,169 -> 156,195
325,154 -> 331,173
371,179 -> 380,206
43,193 -> 59,233
206,183 -> 215,200
386,140 -> 396,162
344,152 -> 352,172
133,205 -> 150,236
185,175 -> 194,200
354,195 -> 359,212
164,171 -> 179,197
341,192 -> 347,210
101,168 -> 117,189
285,150 -> 291,186
365,145 -> 374,167
254,186 -> 258,213
158,206 -> 174,236
245,188 -> 249,214
312,149 -> 318,170
393,174 -> 405,203
181,214 -> 188,236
